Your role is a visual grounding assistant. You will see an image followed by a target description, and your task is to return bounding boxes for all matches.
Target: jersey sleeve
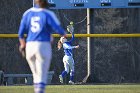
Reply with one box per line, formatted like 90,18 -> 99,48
18,14 -> 27,39
47,12 -> 66,36
63,43 -> 76,49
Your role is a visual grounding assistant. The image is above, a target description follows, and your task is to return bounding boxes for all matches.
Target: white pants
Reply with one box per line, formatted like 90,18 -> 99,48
26,41 -> 52,84
63,55 -> 74,73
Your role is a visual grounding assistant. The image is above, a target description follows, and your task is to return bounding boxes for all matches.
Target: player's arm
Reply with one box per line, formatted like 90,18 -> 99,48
18,14 -> 27,57
63,43 -> 79,49
47,12 -> 66,36
18,11 -> 28,48
18,14 -> 27,48
68,32 -> 74,43
57,40 -> 62,50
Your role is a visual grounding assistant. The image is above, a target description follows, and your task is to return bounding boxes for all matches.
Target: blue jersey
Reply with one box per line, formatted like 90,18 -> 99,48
18,7 -> 65,42
63,33 -> 76,56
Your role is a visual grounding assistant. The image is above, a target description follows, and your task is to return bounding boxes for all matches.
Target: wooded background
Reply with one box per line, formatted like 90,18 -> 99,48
0,0 -> 140,84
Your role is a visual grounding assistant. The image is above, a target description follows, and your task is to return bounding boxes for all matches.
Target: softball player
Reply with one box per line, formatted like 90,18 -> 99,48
18,0 -> 66,93
58,31 -> 79,84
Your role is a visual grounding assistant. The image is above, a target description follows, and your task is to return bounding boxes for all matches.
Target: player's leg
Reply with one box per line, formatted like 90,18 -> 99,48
26,42 -> 41,93
59,61 -> 69,83
69,57 -> 75,84
26,42 -> 37,84
59,56 -> 70,83
34,42 -> 52,93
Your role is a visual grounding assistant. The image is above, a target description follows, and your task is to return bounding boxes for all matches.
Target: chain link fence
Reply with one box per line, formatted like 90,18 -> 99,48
0,0 -> 140,84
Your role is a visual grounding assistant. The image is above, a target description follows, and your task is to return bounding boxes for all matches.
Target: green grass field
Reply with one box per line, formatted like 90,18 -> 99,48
0,85 -> 140,93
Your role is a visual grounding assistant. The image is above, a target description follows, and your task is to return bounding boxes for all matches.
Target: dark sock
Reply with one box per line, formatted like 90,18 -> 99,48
61,71 -> 67,78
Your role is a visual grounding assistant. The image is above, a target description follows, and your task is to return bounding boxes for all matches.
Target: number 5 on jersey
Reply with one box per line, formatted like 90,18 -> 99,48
31,16 -> 40,33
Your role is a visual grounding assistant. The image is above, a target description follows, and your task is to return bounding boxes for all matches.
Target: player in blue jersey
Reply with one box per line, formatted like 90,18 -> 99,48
18,0 -> 66,93
57,26 -> 79,84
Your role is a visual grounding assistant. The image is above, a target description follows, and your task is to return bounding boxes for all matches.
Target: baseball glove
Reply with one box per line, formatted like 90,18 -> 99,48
67,22 -> 74,33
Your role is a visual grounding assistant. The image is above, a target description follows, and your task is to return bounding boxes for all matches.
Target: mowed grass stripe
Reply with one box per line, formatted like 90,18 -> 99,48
0,85 -> 140,93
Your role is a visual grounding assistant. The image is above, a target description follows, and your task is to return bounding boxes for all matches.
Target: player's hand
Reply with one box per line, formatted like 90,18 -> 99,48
19,45 -> 26,58
19,38 -> 26,57
75,45 -> 79,49
57,40 -> 62,50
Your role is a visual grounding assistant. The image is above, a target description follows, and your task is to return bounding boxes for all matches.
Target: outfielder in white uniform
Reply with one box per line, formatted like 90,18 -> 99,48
18,0 -> 66,93
58,30 -> 79,84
